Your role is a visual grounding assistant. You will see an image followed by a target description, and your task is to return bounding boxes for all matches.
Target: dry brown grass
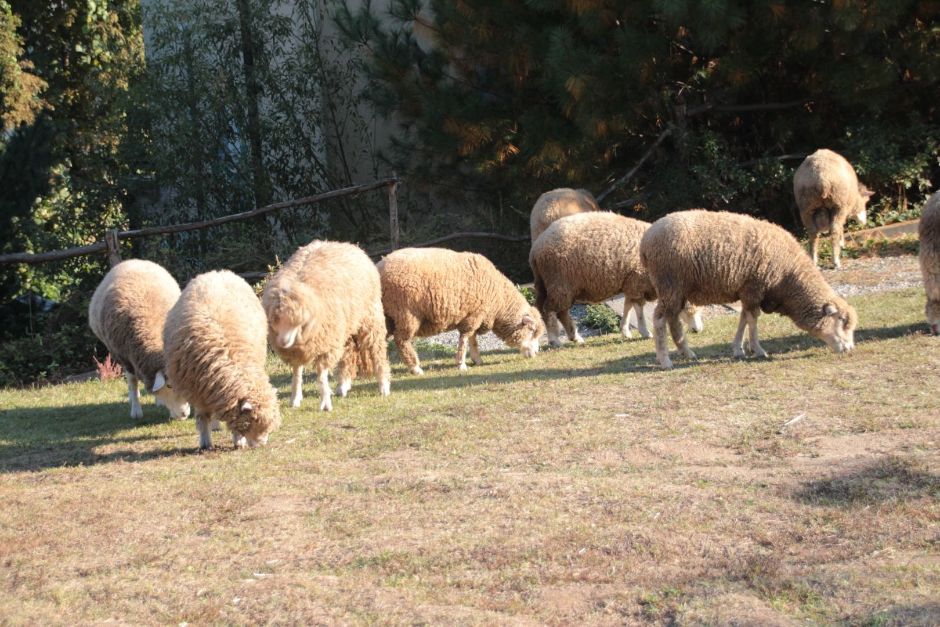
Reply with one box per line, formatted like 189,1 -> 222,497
0,287 -> 937,625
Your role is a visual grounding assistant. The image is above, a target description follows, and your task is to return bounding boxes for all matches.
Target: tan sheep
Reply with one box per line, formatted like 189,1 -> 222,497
378,247 -> 546,374
262,240 -> 390,412
164,270 -> 280,450
794,148 -> 873,269
919,191 -> 940,335
88,259 -> 190,420
640,210 -> 857,369
529,212 -> 703,346
530,187 -> 600,244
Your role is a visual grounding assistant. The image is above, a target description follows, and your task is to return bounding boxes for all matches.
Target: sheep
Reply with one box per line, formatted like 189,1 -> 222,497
88,259 -> 190,420
530,187 -> 600,244
794,148 -> 873,269
378,247 -> 546,374
163,270 -> 280,450
919,191 -> 940,335
640,210 -> 858,369
261,240 -> 390,412
529,211 -> 703,346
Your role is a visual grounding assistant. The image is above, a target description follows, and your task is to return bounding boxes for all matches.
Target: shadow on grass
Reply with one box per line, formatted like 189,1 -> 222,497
0,399 -> 195,472
859,603 -> 940,627
793,457 -> 940,506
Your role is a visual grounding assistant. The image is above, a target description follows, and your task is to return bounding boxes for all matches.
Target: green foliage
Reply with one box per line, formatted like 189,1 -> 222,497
517,284 -> 536,306
0,0 -> 45,132
582,304 -> 619,334
334,0 -> 940,230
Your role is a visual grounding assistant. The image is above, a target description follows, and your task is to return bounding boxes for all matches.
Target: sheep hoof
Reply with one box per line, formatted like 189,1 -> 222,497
129,407 -> 143,420
319,397 -> 333,412
659,357 -> 674,370
573,335 -> 585,345
411,366 -> 424,376
379,380 -> 391,396
732,348 -> 746,359
289,397 -> 302,408
754,348 -> 769,359
458,362 -> 469,372
639,330 -> 652,339
682,348 -> 697,360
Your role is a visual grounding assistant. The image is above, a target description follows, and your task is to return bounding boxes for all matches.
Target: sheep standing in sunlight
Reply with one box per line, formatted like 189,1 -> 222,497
164,270 -> 280,449
262,240 -> 390,411
530,187 -> 600,244
640,210 -> 857,369
88,259 -> 190,420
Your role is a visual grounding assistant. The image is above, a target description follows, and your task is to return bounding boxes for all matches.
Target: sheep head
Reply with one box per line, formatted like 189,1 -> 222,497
503,306 -> 546,358
855,184 -> 874,225
809,300 -> 857,353
228,385 -> 280,449
263,281 -> 317,349
151,370 -> 191,419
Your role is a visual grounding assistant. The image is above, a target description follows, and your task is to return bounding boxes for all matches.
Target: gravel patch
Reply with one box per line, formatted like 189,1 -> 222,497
421,254 -> 922,351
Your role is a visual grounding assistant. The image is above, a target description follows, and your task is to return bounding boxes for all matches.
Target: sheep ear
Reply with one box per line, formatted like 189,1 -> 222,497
521,313 -> 535,329
241,401 -> 253,412
823,304 -> 838,316
860,186 -> 874,199
152,371 -> 166,392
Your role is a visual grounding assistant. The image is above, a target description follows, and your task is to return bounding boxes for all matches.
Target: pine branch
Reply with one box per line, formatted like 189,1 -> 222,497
596,127 -> 672,204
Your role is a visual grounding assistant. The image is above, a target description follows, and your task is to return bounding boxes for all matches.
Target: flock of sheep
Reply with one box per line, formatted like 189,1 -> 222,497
87,148 -> 940,450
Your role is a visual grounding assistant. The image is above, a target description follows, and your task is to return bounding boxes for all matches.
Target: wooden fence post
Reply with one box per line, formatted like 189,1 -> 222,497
388,175 -> 400,251
105,230 -> 122,267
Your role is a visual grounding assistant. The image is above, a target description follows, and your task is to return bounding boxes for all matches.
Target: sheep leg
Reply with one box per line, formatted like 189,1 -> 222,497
317,367 -> 333,411
628,301 -> 650,339
831,225 -> 844,269
652,303 -> 673,369
558,309 -> 584,344
456,332 -> 471,371
746,310 -> 768,358
808,231 -> 820,266
289,365 -> 304,408
337,346 -> 358,398
232,432 -> 247,449
732,312 -> 748,358
469,334 -> 482,365
126,372 -> 143,420
669,315 -> 696,360
196,415 -> 212,450
394,335 -> 423,375
546,312 -> 563,347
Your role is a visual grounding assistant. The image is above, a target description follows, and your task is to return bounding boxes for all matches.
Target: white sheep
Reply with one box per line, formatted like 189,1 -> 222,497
378,247 -> 546,374
640,210 -> 858,369
88,259 -> 190,420
529,211 -> 703,346
919,191 -> 940,335
262,240 -> 390,412
794,149 -> 873,269
163,270 -> 280,450
530,187 -> 600,244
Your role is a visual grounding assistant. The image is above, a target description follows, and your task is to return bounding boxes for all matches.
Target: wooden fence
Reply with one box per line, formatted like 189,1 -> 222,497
0,177 -> 531,274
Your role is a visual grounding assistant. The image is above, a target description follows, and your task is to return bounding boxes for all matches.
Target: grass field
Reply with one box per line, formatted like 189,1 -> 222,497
0,287 -> 938,624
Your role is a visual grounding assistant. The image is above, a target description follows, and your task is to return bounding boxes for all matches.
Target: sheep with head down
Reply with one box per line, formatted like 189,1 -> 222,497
262,240 -> 390,412
164,270 -> 280,450
378,247 -> 545,374
88,259 -> 190,420
640,210 -> 857,369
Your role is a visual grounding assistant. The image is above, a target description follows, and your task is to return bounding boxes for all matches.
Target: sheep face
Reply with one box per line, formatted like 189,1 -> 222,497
854,184 -> 873,225
926,300 -> 940,336
504,306 -> 546,358
810,302 -> 857,353
680,305 -> 704,333
264,284 -> 313,350
228,390 -> 280,449
151,370 -> 191,419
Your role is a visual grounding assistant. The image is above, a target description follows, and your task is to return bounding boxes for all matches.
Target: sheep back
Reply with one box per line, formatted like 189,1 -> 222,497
530,188 -> 600,243
529,211 -> 654,306
794,149 -> 869,231
919,191 -> 940,333
164,270 -> 280,441
88,259 -> 180,391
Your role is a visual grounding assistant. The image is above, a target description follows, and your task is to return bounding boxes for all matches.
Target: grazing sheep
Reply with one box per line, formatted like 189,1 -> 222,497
530,187 -> 600,244
529,211 -> 703,346
919,191 -> 940,335
164,270 -> 280,450
794,149 -> 873,269
262,240 -> 390,412
640,210 -> 857,369
88,259 -> 190,420
378,247 -> 546,374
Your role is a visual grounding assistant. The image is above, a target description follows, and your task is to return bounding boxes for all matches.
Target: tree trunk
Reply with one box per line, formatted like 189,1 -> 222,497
235,0 -> 270,209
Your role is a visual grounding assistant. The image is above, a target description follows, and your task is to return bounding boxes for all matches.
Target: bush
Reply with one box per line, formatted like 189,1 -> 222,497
582,304 -> 620,334
517,284 -> 536,306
